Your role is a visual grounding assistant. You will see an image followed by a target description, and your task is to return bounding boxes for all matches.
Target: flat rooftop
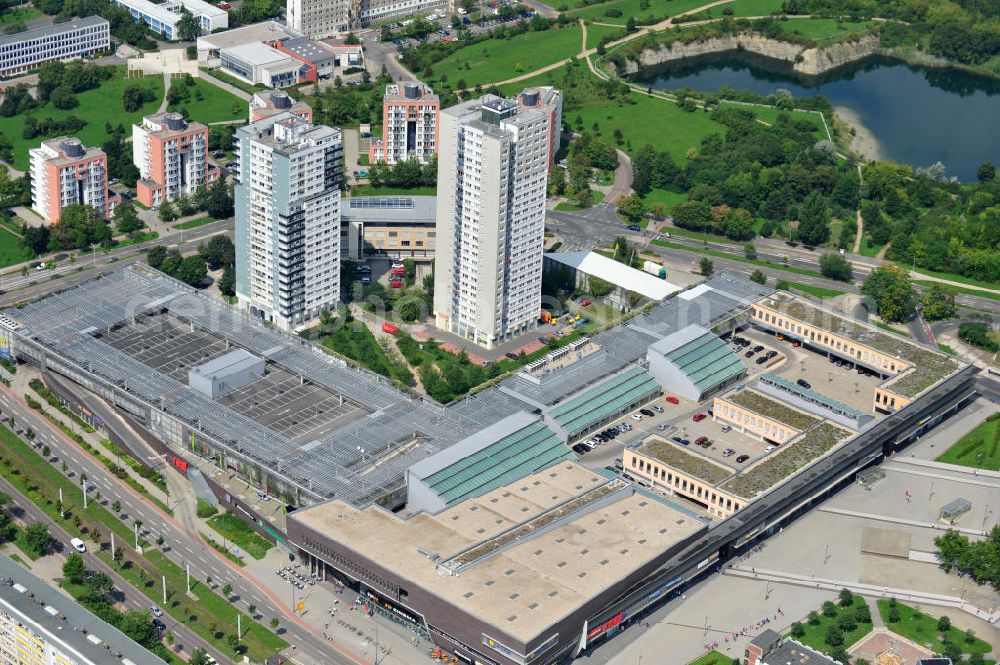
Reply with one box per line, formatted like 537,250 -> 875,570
0,15 -> 106,46
0,554 -> 157,664
762,292 -> 958,398
637,435 -> 733,485
198,21 -> 299,50
292,462 -> 705,643
720,421 -> 852,500
723,386 -> 822,431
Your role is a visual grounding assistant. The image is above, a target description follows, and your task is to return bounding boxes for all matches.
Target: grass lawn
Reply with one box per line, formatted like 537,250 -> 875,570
350,185 -> 436,196
568,0 -> 709,26
0,228 -> 34,268
911,266 -> 1000,292
554,189 -> 605,210
0,5 -> 43,23
199,67 -> 265,95
786,281 -> 844,299
429,25 -> 582,89
175,215 -> 216,230
168,77 -> 246,124
652,238 -> 826,278
935,415 -> 1000,471
858,238 -> 885,258
779,19 -> 877,46
792,596 -> 873,656
876,599 -> 992,654
914,280 -> 1000,303
206,513 -> 274,560
701,0 -> 784,17
733,103 -> 827,139
642,187 -> 688,213
0,69 -> 163,171
585,22 -> 627,49
687,650 -> 732,665
112,231 -> 159,249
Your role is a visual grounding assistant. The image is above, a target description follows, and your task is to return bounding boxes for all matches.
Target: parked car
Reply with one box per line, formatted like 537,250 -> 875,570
389,280 -> 403,288
745,350 -> 755,358
665,395 -> 679,405
765,350 -> 777,359
797,378 -> 812,389
721,448 -> 735,457
692,413 -> 706,422
791,341 -> 801,347
752,345 -> 764,353
630,413 -> 643,421
755,356 -> 768,365
698,438 -> 712,448
505,352 -> 519,360
149,605 -> 163,618
70,538 -> 87,553
694,436 -> 708,446
657,423 -> 668,431
639,408 -> 655,417
721,424 -> 732,433
580,299 -> 591,307
765,445 -> 775,453
619,423 -> 632,432
626,225 -> 642,232
735,454 -> 750,463
652,405 -> 663,413
381,322 -> 398,334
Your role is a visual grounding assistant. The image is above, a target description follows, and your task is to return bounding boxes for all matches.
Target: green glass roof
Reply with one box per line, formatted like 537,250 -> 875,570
422,420 -> 573,506
664,332 -> 744,390
550,366 -> 660,435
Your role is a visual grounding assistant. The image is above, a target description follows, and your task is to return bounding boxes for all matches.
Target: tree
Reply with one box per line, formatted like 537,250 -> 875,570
861,264 -> 914,323
23,522 -> 53,557
175,255 -> 207,287
344,32 -> 360,45
176,8 -> 202,41
50,86 -> 78,110
158,200 -> 177,223
978,161 -> 996,183
825,625 -> 844,647
222,583 -> 233,597
205,180 -> 233,219
937,615 -> 951,633
699,257 -> 714,276
113,202 -> 143,236
838,588 -> 854,607
112,499 -> 122,513
87,571 -> 113,596
822,601 -> 837,617
791,622 -> 805,637
798,191 -> 830,246
119,610 -> 159,648
807,611 -> 820,625
750,269 -> 767,285
886,603 -> 900,623
618,194 -> 644,222
218,265 -> 235,297
270,617 -> 280,631
199,235 -> 235,268
62,552 -> 87,585
820,253 -> 853,282
51,204 -> 111,250
122,84 -> 151,113
921,284 -> 956,321
21,225 -> 50,255
189,648 -> 211,665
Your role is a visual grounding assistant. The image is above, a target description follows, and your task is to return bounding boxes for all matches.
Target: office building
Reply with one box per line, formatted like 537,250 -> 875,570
196,21 -> 299,64
219,42 -> 302,88
433,95 -> 551,349
132,112 -> 219,208
341,195 -> 435,260
0,553 -> 160,664
0,16 -> 109,79
234,113 -> 343,330
110,0 -> 227,40
516,86 -> 563,166
286,0 -> 443,37
29,137 -> 109,223
368,81 -> 439,165
249,89 -> 313,123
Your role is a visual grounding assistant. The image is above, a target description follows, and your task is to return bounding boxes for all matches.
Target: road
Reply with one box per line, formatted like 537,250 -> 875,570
0,387 -> 365,665
0,474 -> 229,663
0,220 -> 232,308
546,207 -> 1000,315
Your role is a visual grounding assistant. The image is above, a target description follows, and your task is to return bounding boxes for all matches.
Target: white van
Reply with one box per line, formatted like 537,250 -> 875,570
70,538 -> 86,553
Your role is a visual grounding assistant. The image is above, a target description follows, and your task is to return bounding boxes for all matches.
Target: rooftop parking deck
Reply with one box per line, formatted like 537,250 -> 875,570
762,293 -> 958,398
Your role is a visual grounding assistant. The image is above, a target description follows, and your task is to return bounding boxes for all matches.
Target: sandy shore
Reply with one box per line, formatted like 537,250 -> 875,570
834,105 -> 882,161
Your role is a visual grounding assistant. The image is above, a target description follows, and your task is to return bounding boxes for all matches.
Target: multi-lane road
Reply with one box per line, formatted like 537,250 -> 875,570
0,387 -> 364,665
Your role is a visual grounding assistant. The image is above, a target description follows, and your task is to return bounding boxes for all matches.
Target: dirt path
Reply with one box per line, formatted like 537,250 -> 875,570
852,166 -> 864,253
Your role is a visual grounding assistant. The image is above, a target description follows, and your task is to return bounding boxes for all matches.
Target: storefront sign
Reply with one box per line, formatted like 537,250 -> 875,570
586,611 -> 623,641
363,588 -> 422,626
171,456 -> 188,474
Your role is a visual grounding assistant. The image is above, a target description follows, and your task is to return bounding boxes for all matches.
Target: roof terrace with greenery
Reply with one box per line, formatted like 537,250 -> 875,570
762,293 -> 959,398
720,421 -> 852,500
638,436 -> 734,486
724,387 -> 821,431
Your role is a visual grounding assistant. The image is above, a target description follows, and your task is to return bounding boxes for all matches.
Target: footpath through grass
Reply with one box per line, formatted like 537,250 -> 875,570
428,24 -> 583,89
0,68 -> 163,171
876,599 -> 992,654
935,413 -> 1000,471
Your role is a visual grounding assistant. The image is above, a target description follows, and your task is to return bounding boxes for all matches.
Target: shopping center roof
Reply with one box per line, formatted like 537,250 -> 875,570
762,292 -> 958,398
548,366 -> 660,436
291,462 -> 705,643
409,413 -> 572,510
652,325 -> 745,391
723,387 -> 822,431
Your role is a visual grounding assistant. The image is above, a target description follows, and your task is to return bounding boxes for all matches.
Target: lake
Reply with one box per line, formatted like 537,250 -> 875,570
630,53 -> 1000,182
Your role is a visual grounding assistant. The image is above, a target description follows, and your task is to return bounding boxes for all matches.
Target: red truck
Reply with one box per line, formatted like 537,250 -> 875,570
382,322 -> 398,334
390,267 -> 406,276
